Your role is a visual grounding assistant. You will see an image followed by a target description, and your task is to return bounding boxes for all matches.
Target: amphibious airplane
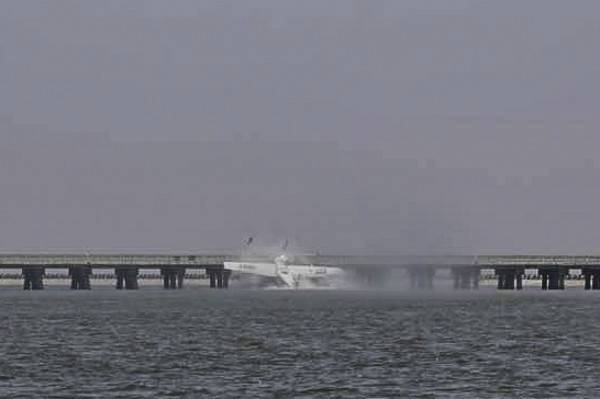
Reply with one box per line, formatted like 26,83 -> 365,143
224,238 -> 345,288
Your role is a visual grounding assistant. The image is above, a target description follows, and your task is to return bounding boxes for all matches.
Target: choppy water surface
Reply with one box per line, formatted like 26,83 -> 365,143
1,287 -> 600,398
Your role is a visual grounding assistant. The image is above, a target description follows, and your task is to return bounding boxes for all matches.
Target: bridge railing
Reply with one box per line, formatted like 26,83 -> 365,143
0,254 -> 235,266
2,253 -> 600,268
476,256 -> 600,266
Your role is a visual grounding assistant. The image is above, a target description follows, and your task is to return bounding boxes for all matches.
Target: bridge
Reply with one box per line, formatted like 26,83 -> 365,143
2,253 -> 600,291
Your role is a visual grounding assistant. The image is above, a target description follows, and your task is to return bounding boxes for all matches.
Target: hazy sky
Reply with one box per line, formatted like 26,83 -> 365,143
1,1 -> 600,254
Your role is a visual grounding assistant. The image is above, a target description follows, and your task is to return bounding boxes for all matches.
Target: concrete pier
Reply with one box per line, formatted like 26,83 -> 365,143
349,267 -> 390,287
22,267 -> 44,290
580,268 -> 600,290
115,267 -> 139,289
495,267 -> 524,290
539,267 -> 567,290
69,266 -> 91,289
407,266 -> 435,289
223,269 -> 231,288
451,267 -> 480,290
160,267 -> 185,289
10,253 -> 600,292
594,272 -> 600,290
205,268 -> 231,289
209,271 -> 216,288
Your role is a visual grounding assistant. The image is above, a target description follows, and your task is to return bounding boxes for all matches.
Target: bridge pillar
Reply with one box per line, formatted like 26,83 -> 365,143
350,267 -> 389,287
549,271 -> 558,289
22,267 -> 45,290
425,267 -> 435,289
178,271 -> 185,289
460,270 -> 471,289
223,269 -> 231,288
495,267 -> 523,290
408,269 -> 416,289
584,272 -> 592,290
126,268 -> 139,289
116,269 -> 124,289
581,268 -> 600,290
539,267 -> 567,290
115,267 -> 139,289
407,267 -> 435,290
160,267 -> 185,289
472,270 -> 480,289
541,273 -> 548,290
451,267 -> 480,290
216,271 -> 224,288
594,272 -> 600,290
505,271 -> 515,289
116,270 -> 123,289
206,267 -> 228,289
69,266 -> 92,290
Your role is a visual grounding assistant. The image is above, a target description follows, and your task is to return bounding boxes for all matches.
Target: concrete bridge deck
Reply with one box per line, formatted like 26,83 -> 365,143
2,253 -> 600,268
3,253 -> 600,291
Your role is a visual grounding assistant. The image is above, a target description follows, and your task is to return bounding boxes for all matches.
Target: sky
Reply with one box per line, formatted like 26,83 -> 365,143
1,0 -> 600,254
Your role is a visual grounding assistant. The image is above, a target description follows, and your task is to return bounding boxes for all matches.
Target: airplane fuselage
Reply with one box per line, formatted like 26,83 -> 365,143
224,255 -> 344,288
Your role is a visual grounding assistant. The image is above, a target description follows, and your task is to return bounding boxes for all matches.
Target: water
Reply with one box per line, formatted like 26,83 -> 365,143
1,287 -> 600,398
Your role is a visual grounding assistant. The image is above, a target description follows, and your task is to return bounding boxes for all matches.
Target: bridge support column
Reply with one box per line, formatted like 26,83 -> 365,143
549,271 -> 558,289
505,271 -> 515,289
69,266 -> 92,290
116,270 -> 124,289
451,267 -> 480,290
594,272 -> 600,290
409,269 -> 416,289
407,267 -> 435,290
472,270 -> 480,289
460,270 -> 471,289
206,267 -> 228,289
125,268 -> 139,289
178,271 -> 185,289
584,272 -> 592,290
581,269 -> 600,290
539,267 -> 567,290
497,272 -> 504,289
22,267 -> 45,290
495,267 -> 523,290
160,267 -> 185,289
223,269 -> 231,288
351,267 -> 390,287
542,273 -> 547,290
116,270 -> 126,289
115,267 -> 139,290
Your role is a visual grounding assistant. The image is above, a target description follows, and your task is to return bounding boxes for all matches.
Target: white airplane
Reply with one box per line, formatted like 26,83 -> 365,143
224,254 -> 345,289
